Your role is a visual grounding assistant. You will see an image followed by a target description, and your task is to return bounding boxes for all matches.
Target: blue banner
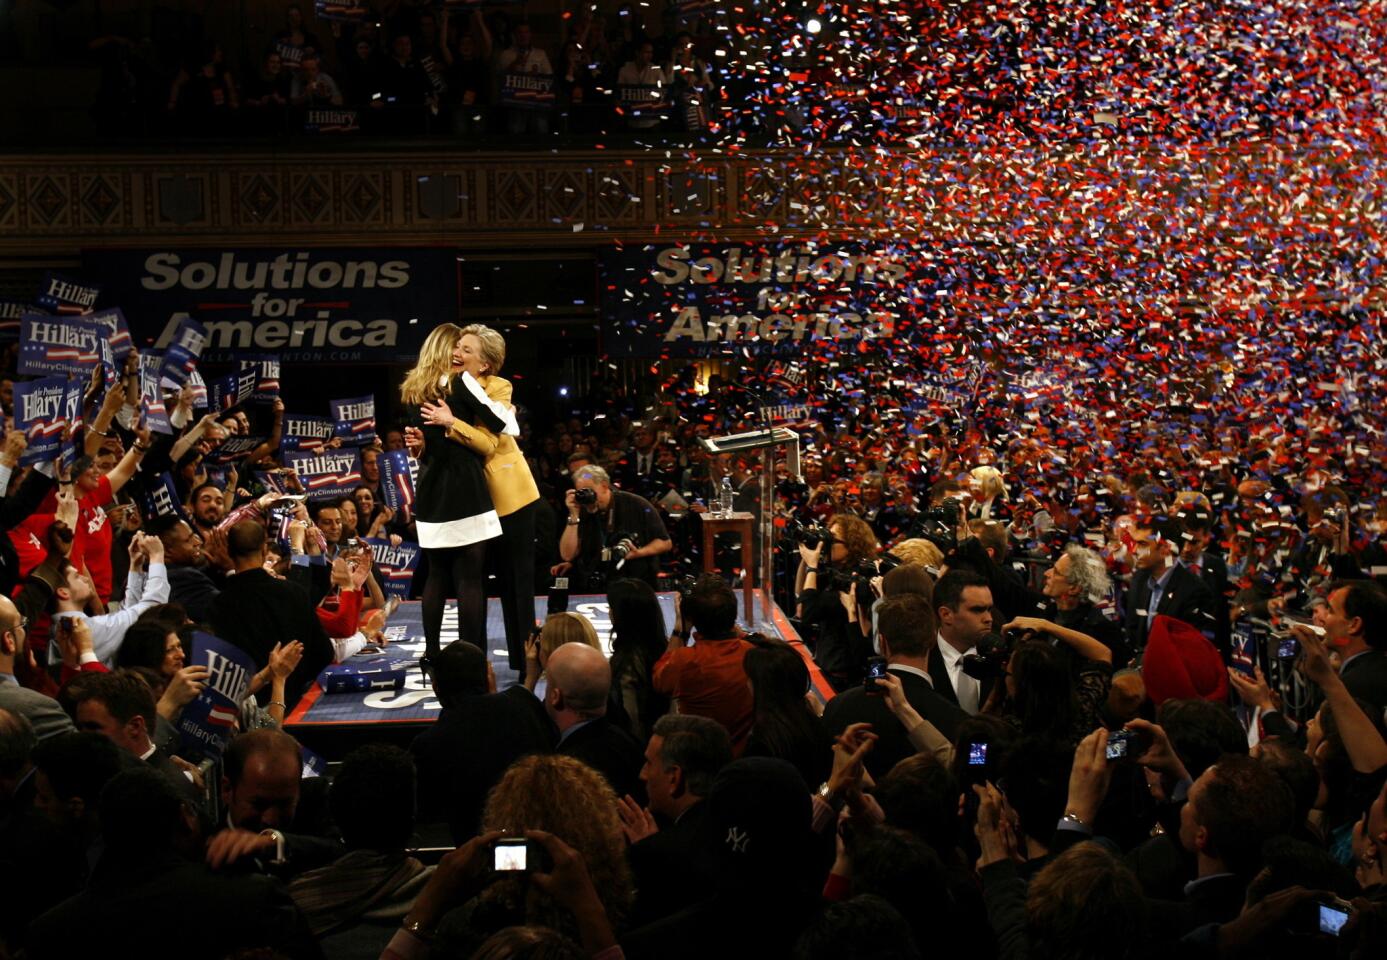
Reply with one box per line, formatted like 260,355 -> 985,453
500,72 -> 555,110
159,316 -> 207,387
283,414 -> 336,452
178,631 -> 256,760
18,315 -> 101,377
209,367 -> 258,412
242,355 -> 281,402
13,376 -> 69,466
208,434 -> 269,465
35,271 -> 100,314
138,472 -> 191,523
599,243 -> 908,358
330,394 -> 376,446
85,307 -> 134,365
82,247 -> 460,364
378,449 -> 418,521
314,1 -> 372,22
0,299 -> 36,341
139,353 -> 174,435
364,537 -> 421,600
286,449 -> 363,502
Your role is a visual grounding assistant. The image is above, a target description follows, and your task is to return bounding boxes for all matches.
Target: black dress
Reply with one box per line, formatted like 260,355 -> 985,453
414,373 -> 504,549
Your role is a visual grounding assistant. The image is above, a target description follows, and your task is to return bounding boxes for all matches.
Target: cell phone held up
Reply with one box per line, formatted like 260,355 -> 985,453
863,657 -> 889,694
491,837 -> 550,874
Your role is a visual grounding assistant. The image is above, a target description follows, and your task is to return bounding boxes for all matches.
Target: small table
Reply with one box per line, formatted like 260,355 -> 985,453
699,511 -> 755,623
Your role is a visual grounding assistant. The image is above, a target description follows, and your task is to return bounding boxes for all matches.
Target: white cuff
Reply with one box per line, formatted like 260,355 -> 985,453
461,372 -> 520,437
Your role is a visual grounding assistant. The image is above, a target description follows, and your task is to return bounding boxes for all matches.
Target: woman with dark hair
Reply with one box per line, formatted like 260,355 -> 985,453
606,578 -> 670,740
997,638 -> 1110,746
742,641 -> 831,789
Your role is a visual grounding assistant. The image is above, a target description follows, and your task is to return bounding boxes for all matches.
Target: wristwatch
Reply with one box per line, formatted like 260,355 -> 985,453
1060,812 -> 1088,829
259,828 -> 287,865
817,781 -> 845,811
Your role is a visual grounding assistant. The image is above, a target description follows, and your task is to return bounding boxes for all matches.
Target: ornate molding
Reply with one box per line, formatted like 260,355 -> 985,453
0,143 -> 1373,256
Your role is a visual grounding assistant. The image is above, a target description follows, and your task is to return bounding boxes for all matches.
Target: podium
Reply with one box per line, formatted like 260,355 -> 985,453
700,428 -> 801,632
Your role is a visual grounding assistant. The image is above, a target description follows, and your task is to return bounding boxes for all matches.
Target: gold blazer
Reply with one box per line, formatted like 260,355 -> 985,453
446,375 -> 540,517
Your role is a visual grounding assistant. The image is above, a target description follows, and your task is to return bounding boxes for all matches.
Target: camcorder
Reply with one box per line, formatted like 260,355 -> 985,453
779,518 -> 833,551
909,497 -> 963,554
960,632 -> 1014,681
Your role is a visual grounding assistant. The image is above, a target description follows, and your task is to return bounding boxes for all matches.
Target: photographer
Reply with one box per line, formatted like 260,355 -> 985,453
560,465 -> 671,591
797,514 -> 880,692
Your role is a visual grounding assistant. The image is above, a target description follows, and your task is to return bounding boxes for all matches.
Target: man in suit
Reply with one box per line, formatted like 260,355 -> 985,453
1124,515 -> 1217,655
210,521 -> 334,710
26,766 -> 320,960
545,642 -> 644,801
1317,579 -> 1387,717
619,714 -> 733,926
928,570 -> 996,714
0,596 -> 75,742
71,672 -> 202,808
824,593 -> 966,780
1178,508 -> 1232,660
615,423 -> 662,500
144,515 -> 222,625
411,639 -> 553,842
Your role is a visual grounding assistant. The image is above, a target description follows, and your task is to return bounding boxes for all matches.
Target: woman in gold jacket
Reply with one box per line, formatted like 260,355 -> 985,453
418,323 -> 541,670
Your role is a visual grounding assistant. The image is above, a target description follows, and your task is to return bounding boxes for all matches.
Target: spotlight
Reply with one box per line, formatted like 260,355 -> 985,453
805,18 -> 822,34
558,386 -> 570,397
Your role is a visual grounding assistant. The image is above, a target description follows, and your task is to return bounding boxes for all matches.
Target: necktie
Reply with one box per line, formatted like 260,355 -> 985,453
956,660 -> 980,714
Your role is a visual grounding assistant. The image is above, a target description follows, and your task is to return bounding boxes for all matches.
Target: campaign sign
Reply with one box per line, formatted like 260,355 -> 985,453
275,40 -> 306,70
18,315 -> 101,377
379,449 -> 418,521
159,316 -> 207,387
365,537 -> 421,600
242,355 -> 281,402
35,272 -> 100,314
286,449 -> 363,502
314,1 -> 371,21
619,83 -> 671,116
178,631 -> 256,760
208,434 -> 270,465
0,300 -> 36,340
304,108 -> 360,133
139,353 -> 174,435
85,307 -> 134,365
283,414 -> 336,452
500,72 -> 555,110
139,472 -> 190,522
210,367 -> 258,411
13,376 -> 69,465
330,394 -> 376,445
82,247 -> 459,364
187,368 -> 209,409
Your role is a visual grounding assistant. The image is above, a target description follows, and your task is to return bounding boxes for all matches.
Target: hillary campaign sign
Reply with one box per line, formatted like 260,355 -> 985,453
379,449 -> 419,521
13,377 -> 70,465
159,316 -> 207,388
85,308 -> 134,365
35,272 -> 100,314
209,367 -> 258,411
500,73 -> 555,110
139,353 -> 173,435
178,631 -> 255,760
243,355 -> 281,402
139,473 -> 191,523
283,414 -> 335,452
82,247 -> 459,363
331,395 -> 376,446
286,449 -> 363,502
18,315 -> 101,376
365,537 -> 421,600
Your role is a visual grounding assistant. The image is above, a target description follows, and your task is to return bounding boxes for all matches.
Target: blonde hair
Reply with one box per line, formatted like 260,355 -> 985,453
481,755 -> 633,931
888,537 -> 945,570
970,465 -> 1007,501
539,612 -> 600,661
459,323 -> 506,375
399,323 -> 461,406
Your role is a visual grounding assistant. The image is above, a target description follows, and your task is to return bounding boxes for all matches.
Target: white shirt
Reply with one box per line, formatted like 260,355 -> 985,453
887,663 -> 931,684
52,563 -> 170,667
936,631 -> 981,714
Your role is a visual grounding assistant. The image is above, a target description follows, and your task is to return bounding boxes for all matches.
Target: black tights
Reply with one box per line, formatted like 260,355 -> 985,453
422,543 -> 488,657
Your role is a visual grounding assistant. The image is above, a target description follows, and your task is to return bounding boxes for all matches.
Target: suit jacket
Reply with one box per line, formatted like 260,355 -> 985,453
0,680 -> 75,742
822,666 -> 966,780
558,715 -> 646,803
147,745 -> 206,808
1186,553 -> 1232,660
411,686 -> 554,843
209,569 -> 334,709
926,641 -> 996,713
446,375 -> 540,518
27,851 -> 322,960
167,563 -> 222,626
1341,649 -> 1387,720
628,801 -> 718,927
1125,563 -> 1217,652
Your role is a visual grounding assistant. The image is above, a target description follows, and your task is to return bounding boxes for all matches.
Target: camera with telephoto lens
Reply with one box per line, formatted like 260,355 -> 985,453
574,487 -> 598,506
600,533 -> 638,569
673,574 -> 699,601
821,557 -> 884,593
960,632 -> 1014,681
911,498 -> 963,553
779,518 -> 833,551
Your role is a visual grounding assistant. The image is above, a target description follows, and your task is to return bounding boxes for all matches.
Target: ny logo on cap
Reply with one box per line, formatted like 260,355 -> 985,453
725,827 -> 749,853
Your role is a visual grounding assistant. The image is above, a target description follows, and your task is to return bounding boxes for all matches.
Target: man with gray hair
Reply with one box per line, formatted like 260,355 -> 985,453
546,643 -> 645,799
618,713 -> 733,925
1041,543 -> 1127,665
560,462 -> 672,591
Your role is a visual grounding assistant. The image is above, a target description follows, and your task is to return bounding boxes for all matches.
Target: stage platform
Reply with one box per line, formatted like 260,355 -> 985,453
285,591 -> 824,758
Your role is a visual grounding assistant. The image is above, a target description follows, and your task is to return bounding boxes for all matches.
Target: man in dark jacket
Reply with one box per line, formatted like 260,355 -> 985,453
1124,515 -> 1217,654
209,521 -> 334,710
545,642 -> 644,802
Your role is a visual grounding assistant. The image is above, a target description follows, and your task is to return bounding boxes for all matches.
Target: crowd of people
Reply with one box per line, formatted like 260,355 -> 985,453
83,1 -> 721,139
2,294 -> 1387,960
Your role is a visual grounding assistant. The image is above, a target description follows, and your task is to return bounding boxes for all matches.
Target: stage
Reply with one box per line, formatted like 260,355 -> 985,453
285,591 -> 823,758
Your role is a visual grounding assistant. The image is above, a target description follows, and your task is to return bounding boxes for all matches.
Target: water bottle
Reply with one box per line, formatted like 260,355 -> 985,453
719,476 -> 734,517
